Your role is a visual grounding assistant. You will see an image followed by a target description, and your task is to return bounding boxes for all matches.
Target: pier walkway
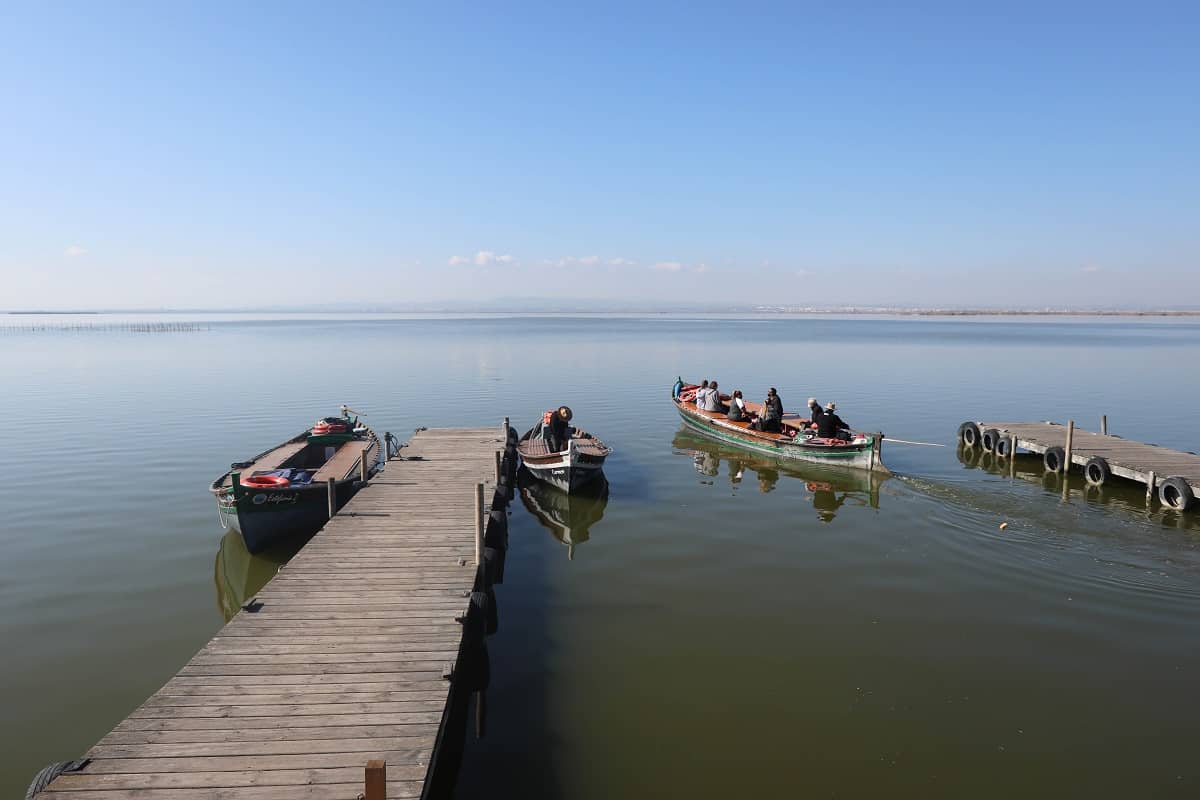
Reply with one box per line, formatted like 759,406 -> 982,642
967,420 -> 1200,508
36,425 -> 514,800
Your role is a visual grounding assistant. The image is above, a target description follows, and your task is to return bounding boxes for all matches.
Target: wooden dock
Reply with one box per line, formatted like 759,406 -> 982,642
32,425 -> 516,800
960,419 -> 1200,510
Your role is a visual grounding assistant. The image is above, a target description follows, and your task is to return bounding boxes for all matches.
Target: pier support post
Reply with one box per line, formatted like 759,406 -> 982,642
364,760 -> 386,800
475,482 -> 485,566
1064,420 -> 1075,473
503,416 -> 510,442
1147,471 -> 1156,504
494,450 -> 502,483
360,451 -> 369,484
327,477 -> 337,519
1101,415 -> 1108,436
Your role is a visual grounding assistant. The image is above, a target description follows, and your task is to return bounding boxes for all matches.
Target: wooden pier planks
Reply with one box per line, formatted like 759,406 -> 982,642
980,421 -> 1200,493
40,427 -> 507,800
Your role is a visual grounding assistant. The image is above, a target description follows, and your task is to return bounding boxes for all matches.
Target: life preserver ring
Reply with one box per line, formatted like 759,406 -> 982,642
242,474 -> 290,488
679,388 -> 697,403
543,411 -> 553,425
312,420 -> 348,435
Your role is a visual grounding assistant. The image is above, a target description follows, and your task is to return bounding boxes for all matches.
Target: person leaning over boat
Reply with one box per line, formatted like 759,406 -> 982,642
705,380 -> 724,412
807,397 -> 824,429
816,402 -> 851,440
547,406 -> 573,451
726,389 -> 747,421
753,388 -> 784,433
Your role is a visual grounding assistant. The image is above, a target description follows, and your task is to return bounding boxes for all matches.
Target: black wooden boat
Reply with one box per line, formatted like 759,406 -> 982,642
209,407 -> 380,553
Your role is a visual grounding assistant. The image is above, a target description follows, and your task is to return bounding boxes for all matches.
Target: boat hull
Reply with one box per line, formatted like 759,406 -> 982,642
521,455 -> 606,493
674,399 -> 886,472
216,480 -> 358,554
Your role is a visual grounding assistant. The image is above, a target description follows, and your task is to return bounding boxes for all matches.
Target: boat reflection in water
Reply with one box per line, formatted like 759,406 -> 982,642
213,529 -> 309,622
673,428 -> 886,522
518,468 -> 609,559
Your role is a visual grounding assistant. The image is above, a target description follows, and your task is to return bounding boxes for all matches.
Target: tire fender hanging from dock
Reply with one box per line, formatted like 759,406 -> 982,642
1044,446 -> 1067,473
1084,457 -> 1111,486
958,422 -> 981,447
1159,477 -> 1196,511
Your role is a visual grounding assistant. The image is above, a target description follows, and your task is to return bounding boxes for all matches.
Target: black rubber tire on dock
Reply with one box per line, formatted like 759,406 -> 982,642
1084,457 -> 1111,486
1044,446 -> 1067,473
995,436 -> 1013,457
981,428 -> 1002,453
958,422 -> 981,447
1159,477 -> 1196,511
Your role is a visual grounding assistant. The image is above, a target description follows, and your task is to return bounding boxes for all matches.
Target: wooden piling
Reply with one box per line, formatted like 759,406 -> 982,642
1147,471 -> 1156,502
365,760 -> 386,800
1064,420 -> 1075,473
1101,415 -> 1108,436
495,450 -> 502,483
327,476 -> 337,519
360,451 -> 369,484
475,482 -> 485,566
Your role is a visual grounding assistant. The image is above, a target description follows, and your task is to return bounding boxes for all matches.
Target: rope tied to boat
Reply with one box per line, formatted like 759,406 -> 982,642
26,759 -> 90,799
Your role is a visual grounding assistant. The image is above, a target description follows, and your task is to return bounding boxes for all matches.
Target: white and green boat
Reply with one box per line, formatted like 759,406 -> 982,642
671,379 -> 888,473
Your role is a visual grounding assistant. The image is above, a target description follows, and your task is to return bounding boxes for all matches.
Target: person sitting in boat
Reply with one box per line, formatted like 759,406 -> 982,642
704,380 -> 724,412
695,379 -> 711,409
807,397 -> 825,429
753,388 -> 783,433
547,405 -> 573,452
726,389 -> 747,422
816,402 -> 851,440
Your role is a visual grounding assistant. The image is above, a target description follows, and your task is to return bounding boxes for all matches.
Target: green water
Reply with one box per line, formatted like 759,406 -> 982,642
2,313 -> 1199,798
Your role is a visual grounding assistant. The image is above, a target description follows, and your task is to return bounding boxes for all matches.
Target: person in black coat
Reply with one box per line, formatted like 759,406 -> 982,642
816,402 -> 850,439
807,397 -> 824,429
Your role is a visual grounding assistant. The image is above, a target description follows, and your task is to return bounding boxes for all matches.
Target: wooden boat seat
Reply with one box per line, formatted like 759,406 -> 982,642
221,440 -> 308,488
520,430 -> 609,456
312,438 -> 374,482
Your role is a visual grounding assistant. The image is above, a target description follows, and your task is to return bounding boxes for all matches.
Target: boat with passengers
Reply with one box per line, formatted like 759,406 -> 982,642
671,378 -> 888,473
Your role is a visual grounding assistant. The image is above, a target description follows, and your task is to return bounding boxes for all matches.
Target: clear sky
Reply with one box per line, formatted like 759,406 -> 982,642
1,2 -> 1197,310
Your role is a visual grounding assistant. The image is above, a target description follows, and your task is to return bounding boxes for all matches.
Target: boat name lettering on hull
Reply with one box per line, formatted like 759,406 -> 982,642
252,492 -> 301,505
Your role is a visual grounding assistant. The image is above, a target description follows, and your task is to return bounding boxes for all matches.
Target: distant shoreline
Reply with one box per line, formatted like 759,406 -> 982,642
5,308 -> 1200,317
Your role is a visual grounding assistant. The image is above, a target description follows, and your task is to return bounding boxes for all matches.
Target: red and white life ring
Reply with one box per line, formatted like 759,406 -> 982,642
242,474 -> 290,488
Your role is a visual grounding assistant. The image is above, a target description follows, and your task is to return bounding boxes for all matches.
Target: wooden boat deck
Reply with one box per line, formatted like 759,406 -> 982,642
311,437 -> 377,482
517,429 -> 609,457
39,426 -> 508,800
981,421 -> 1200,494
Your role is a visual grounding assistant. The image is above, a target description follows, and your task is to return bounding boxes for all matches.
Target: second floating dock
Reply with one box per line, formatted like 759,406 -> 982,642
958,419 -> 1200,511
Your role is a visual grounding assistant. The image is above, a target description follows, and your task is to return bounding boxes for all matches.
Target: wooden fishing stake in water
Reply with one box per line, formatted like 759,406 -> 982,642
475,481 -> 485,566
1010,437 -> 1017,479
327,476 -> 336,519
364,759 -> 386,800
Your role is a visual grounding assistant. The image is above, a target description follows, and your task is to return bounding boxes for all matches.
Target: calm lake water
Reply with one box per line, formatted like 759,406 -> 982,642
3,313 -> 1200,798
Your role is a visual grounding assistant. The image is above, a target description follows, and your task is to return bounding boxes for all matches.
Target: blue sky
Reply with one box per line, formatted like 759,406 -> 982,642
1,2 -> 1197,309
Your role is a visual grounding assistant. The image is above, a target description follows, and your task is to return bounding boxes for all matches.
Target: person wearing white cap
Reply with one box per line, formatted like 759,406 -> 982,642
816,402 -> 851,439
807,397 -> 824,430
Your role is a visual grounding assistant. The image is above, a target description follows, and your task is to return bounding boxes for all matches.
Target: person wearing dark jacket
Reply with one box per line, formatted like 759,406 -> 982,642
816,402 -> 850,439
807,397 -> 824,429
754,388 -> 783,433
